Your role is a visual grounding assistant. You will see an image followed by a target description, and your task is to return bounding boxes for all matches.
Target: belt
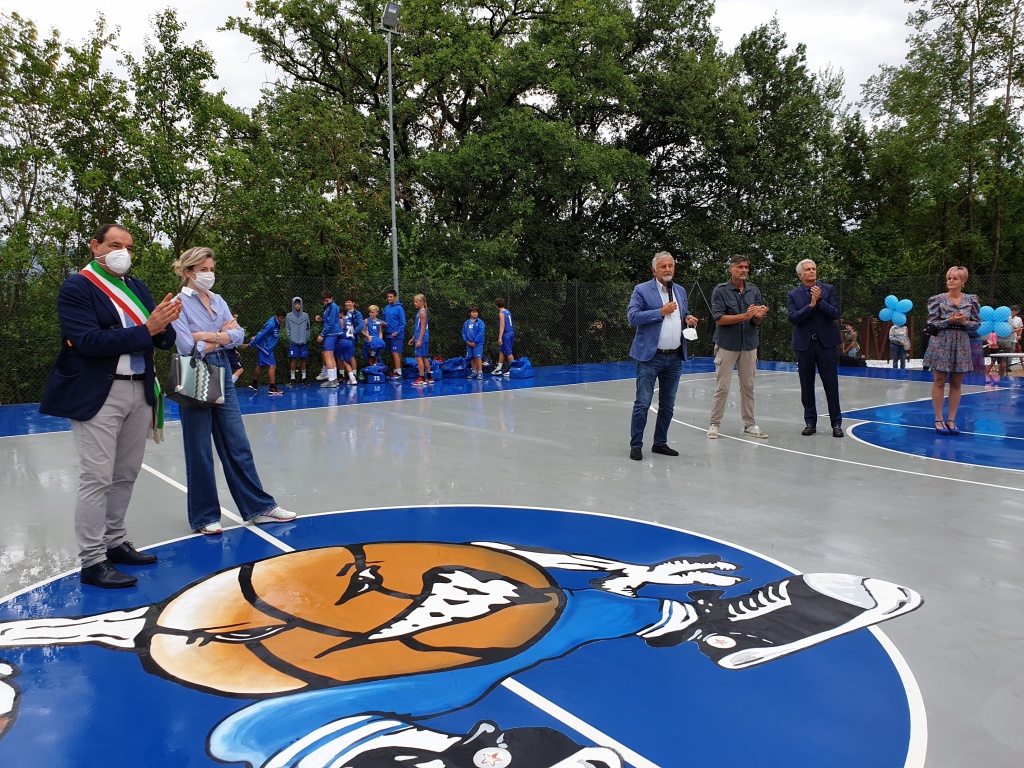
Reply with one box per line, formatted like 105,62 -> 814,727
655,348 -> 679,355
111,373 -> 145,381
810,334 -> 818,340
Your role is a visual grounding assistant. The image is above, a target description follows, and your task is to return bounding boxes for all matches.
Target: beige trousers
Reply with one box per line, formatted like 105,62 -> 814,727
710,346 -> 758,428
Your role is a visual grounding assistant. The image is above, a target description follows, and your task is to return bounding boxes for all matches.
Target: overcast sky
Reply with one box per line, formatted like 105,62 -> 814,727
5,0 -> 913,109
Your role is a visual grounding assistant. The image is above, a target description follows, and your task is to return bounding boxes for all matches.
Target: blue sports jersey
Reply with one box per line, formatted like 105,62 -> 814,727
500,308 -> 513,335
251,316 -> 281,351
414,309 -> 429,345
365,317 -> 383,340
321,301 -> 342,336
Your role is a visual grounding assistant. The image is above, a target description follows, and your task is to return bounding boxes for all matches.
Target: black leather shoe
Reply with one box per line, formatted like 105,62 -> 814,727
106,541 -> 157,566
832,426 -> 844,438
801,425 -> 816,436
629,447 -> 643,461
80,561 -> 137,589
651,444 -> 680,457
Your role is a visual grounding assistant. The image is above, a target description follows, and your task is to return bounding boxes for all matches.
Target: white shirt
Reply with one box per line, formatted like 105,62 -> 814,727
656,281 -> 681,350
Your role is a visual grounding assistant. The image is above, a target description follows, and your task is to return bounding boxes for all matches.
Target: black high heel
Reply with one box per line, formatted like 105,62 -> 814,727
945,421 -> 960,436
934,420 -> 950,435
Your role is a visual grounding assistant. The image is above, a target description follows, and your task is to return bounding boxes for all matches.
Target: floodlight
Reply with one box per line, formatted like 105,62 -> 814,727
381,2 -> 401,31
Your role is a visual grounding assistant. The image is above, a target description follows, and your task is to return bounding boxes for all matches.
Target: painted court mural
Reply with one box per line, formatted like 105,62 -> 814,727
0,507 -> 923,767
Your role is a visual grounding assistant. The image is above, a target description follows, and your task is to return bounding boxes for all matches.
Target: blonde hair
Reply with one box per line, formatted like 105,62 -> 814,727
173,247 -> 215,286
368,304 -> 379,314
414,293 -> 427,307
946,265 -> 969,283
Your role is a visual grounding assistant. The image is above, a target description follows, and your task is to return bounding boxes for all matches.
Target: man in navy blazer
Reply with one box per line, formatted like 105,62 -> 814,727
627,251 -> 699,460
40,224 -> 181,588
786,259 -> 843,437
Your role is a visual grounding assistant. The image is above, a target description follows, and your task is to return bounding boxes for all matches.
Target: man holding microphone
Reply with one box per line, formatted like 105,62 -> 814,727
627,251 -> 699,461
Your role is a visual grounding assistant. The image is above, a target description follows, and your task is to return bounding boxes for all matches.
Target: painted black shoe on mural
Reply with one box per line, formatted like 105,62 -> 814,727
343,719 -> 623,768
684,573 -> 923,670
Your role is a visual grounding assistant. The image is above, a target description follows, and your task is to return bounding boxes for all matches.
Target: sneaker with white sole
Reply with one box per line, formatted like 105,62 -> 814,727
196,522 -> 223,535
491,364 -> 503,375
315,370 -> 328,381
707,424 -> 719,439
645,573 -> 923,670
744,424 -> 768,438
251,506 -> 297,524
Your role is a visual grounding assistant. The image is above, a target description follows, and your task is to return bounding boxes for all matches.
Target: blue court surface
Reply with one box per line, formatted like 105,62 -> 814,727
2,359 -> 1023,768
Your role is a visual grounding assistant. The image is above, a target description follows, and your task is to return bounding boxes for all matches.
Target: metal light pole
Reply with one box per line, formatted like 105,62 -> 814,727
380,3 -> 401,295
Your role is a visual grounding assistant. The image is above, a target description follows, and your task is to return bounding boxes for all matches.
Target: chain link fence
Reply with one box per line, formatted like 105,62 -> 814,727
3,272 -> 1023,405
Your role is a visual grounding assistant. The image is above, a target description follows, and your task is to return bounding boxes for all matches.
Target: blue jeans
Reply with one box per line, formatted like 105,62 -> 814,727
630,353 -> 682,448
180,350 -> 277,529
890,343 -> 907,369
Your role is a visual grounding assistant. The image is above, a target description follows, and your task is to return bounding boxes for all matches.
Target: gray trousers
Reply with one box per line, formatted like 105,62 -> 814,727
710,346 -> 758,428
70,380 -> 150,567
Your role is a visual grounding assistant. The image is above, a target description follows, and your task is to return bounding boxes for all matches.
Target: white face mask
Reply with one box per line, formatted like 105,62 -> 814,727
192,271 -> 216,292
103,248 -> 132,275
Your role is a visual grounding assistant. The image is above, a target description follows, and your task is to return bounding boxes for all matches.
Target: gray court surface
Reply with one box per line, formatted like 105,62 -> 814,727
2,368 -> 1022,767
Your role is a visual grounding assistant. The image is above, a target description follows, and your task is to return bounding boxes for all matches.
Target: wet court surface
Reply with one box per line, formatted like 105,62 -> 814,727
1,361 -> 1022,767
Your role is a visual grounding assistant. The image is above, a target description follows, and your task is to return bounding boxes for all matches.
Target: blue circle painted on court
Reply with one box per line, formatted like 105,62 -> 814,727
0,507 -> 923,768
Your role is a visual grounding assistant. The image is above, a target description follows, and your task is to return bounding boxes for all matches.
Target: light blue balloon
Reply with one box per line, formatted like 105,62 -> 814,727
995,306 -> 1011,322
995,321 -> 1013,338
980,305 -> 995,321
879,308 -> 894,322
978,320 -> 993,336
897,298 -> 913,313
892,312 -> 907,327
884,294 -> 899,310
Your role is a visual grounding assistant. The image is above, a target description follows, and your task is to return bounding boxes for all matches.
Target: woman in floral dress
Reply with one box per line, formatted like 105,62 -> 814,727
922,266 -> 980,435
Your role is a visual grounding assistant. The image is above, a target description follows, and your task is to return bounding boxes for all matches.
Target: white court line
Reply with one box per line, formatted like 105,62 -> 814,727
501,678 -> 659,768
139,463 -> 296,551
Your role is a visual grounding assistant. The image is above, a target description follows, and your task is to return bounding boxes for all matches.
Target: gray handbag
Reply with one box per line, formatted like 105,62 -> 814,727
166,344 -> 225,408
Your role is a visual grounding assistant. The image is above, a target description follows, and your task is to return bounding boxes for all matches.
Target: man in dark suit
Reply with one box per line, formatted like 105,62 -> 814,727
40,224 -> 181,588
627,251 -> 699,460
786,259 -> 843,437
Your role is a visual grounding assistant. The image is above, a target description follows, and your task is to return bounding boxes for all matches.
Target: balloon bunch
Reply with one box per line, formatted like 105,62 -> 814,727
978,306 -> 1013,337
878,295 -> 913,327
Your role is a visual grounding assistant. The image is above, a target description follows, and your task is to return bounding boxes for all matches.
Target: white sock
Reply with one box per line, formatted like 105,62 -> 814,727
301,371 -> 306,379
290,371 -> 296,380
328,368 -> 337,382
232,373 -> 240,384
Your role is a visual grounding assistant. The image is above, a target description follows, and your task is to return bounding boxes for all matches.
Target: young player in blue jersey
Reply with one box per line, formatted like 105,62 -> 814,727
462,306 -> 485,379
493,297 -> 515,375
317,290 -> 343,388
337,312 -> 358,385
342,297 -> 364,381
362,305 -> 385,366
244,310 -> 287,395
381,289 -> 406,380
409,293 -> 432,387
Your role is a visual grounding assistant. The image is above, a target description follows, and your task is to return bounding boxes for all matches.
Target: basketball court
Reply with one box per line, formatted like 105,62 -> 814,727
1,361 -> 1021,768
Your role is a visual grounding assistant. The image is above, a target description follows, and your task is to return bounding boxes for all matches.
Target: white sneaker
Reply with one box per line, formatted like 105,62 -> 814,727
196,522 -> 223,535
315,370 -> 328,381
491,364 -> 502,375
707,425 -> 719,439
251,506 -> 297,524
744,424 -> 768,439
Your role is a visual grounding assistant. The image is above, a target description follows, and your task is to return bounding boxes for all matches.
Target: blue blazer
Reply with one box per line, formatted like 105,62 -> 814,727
40,273 -> 176,421
628,278 -> 689,362
786,282 -> 841,351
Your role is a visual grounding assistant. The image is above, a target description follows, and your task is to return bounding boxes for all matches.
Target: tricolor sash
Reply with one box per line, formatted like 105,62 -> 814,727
79,261 -> 165,442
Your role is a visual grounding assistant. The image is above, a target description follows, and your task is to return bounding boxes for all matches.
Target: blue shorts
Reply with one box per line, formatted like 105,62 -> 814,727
322,334 -> 339,352
256,346 -> 276,368
338,339 -> 355,360
465,345 -> 482,359
225,349 -> 242,373
386,336 -> 403,354
415,340 -> 429,358
500,333 -> 515,356
288,343 -> 308,359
